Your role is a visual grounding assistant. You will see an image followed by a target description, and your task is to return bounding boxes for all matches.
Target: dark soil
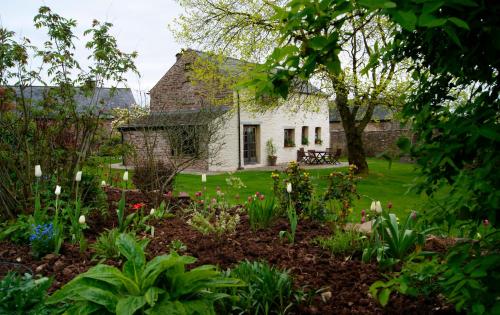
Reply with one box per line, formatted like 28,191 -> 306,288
0,188 -> 456,314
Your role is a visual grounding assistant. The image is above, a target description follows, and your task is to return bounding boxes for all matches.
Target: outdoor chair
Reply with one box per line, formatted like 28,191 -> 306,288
329,148 -> 341,165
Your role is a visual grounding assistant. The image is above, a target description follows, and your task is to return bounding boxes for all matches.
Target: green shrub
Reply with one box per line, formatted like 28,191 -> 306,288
247,194 -> 277,230
323,165 -> 360,225
48,233 -> 242,314
313,229 -> 368,257
0,272 -> 52,315
271,161 -> 313,212
222,260 -> 294,315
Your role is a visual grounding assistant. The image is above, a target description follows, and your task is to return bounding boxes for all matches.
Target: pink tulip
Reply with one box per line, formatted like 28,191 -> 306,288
361,216 -> 366,223
483,219 -> 490,226
259,194 -> 265,201
361,209 -> 366,216
411,211 -> 417,220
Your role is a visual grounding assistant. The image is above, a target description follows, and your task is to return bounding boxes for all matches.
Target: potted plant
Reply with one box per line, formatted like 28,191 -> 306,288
266,139 -> 277,166
315,138 -> 323,145
301,137 -> 309,145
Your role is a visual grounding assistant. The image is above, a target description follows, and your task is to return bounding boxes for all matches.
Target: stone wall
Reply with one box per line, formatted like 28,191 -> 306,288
149,50 -> 233,112
329,129 -> 414,157
122,129 -> 208,171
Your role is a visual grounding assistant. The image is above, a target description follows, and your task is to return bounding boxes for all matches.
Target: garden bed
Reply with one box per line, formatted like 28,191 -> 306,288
0,188 -> 455,314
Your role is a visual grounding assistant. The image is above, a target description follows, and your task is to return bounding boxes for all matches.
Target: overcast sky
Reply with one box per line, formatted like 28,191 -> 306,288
1,0 -> 185,104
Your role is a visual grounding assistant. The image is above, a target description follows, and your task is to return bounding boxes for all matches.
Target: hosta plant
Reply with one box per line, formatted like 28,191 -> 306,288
47,233 -> 242,314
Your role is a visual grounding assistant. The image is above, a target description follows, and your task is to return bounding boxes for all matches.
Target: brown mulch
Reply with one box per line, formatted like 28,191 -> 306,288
0,188 -> 456,314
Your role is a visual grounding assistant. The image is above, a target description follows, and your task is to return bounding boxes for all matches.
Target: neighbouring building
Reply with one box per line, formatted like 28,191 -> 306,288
119,49 -> 330,172
8,85 -> 135,131
329,105 -> 412,157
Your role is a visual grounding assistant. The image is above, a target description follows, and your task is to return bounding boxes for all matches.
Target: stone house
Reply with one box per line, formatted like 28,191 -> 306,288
119,49 -> 330,172
329,105 -> 411,156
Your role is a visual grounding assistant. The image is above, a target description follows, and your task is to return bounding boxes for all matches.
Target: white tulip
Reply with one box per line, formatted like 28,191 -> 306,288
370,201 -> 377,212
78,215 -> 86,224
201,173 -> 207,183
123,171 -> 129,181
375,201 -> 383,213
150,208 -> 155,215
54,185 -> 61,196
101,180 -> 106,187
35,165 -> 42,178
75,171 -> 82,182
286,182 -> 292,193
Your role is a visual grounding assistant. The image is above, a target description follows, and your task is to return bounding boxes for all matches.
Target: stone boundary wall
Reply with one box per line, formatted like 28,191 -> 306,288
330,129 -> 414,157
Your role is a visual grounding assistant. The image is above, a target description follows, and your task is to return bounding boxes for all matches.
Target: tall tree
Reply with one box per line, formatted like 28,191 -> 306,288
172,0 -> 405,173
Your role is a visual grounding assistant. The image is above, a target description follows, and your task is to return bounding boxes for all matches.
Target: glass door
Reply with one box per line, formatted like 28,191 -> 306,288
243,125 -> 258,164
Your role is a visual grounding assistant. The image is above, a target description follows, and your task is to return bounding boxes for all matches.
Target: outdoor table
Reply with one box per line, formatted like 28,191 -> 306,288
311,151 -> 329,164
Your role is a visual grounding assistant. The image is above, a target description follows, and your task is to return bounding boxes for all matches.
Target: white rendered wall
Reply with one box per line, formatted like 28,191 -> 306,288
209,95 -> 330,172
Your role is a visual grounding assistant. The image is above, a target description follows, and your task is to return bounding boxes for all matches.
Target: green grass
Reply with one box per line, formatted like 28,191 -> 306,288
88,158 -> 429,221
173,159 -> 428,220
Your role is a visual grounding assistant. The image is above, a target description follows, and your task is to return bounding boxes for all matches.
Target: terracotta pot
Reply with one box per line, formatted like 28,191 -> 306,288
268,155 -> 277,166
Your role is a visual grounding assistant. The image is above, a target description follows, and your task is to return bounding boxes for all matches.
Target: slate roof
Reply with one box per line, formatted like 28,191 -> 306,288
118,106 -> 230,131
12,86 -> 135,116
329,105 -> 394,122
186,49 -> 324,96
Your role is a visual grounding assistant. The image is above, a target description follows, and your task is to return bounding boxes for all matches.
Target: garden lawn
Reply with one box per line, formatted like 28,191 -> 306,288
174,159 -> 428,221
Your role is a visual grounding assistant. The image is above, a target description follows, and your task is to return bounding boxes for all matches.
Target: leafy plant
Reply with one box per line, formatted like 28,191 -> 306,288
0,272 -> 52,315
91,228 -> 149,261
265,139 -> 277,157
0,214 -> 35,244
188,209 -> 240,239
168,239 -> 187,253
47,233 -> 243,314
313,229 -> 369,258
222,260 -> 294,315
370,254 -> 442,307
362,210 -> 434,267
247,193 -> 277,230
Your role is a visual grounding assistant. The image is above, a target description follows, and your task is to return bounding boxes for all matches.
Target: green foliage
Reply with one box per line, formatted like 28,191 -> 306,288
313,229 -> 368,258
370,254 -> 442,307
362,211 -> 434,267
91,229 -> 149,261
265,139 -> 277,157
0,272 -> 52,315
0,214 -> 35,244
187,209 -> 240,239
439,231 -> 500,314
247,193 -> 277,230
371,230 -> 500,314
222,260 -> 294,315
168,239 -> 187,254
271,162 -> 313,212
279,201 -> 298,244
48,233 -> 243,314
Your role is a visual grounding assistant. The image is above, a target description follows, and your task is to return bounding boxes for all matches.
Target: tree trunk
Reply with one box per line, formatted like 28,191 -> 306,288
335,83 -> 369,174
344,125 -> 369,174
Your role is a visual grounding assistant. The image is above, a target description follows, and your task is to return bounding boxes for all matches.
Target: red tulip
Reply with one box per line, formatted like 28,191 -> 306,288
132,203 -> 145,210
361,216 -> 366,223
361,209 -> 366,216
387,202 -> 393,209
259,194 -> 265,201
483,219 -> 490,226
